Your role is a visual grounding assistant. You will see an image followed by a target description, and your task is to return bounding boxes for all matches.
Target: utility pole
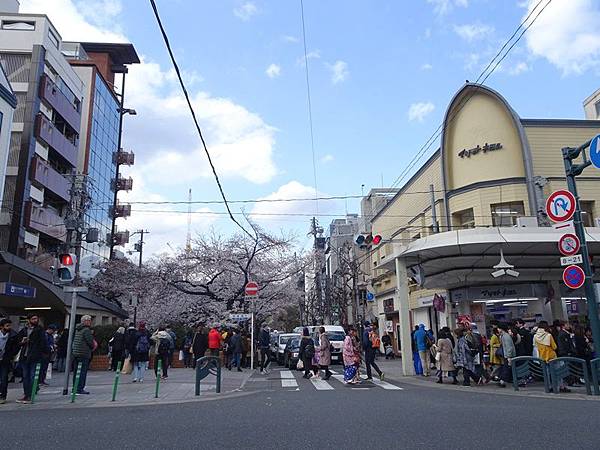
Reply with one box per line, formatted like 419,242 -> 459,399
61,175 -> 91,396
307,217 -> 325,324
129,229 -> 149,325
562,141 -> 600,351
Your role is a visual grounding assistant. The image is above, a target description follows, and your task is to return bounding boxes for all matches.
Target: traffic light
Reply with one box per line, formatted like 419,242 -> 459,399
354,233 -> 383,248
56,253 -> 77,283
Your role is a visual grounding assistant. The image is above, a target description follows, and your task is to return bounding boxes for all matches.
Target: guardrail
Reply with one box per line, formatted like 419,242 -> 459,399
591,358 -> 600,396
547,357 -> 592,396
510,356 -> 550,393
195,356 -> 221,396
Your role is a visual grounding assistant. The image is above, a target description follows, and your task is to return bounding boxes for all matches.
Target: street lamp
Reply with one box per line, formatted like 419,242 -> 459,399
119,107 -> 137,116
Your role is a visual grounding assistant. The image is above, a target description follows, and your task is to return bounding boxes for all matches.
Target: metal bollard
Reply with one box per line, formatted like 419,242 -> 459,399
30,363 -> 42,404
154,360 -> 162,398
71,362 -> 82,403
111,361 -> 123,401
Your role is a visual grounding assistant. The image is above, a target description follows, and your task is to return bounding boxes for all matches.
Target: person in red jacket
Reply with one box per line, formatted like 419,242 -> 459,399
208,327 -> 221,357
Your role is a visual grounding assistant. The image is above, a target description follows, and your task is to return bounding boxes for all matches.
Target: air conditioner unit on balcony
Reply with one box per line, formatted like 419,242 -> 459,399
515,216 -> 539,228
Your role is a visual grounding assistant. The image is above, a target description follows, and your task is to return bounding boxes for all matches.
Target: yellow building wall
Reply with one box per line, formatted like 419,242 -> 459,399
444,92 -> 525,191
525,125 -> 600,178
448,184 -> 531,227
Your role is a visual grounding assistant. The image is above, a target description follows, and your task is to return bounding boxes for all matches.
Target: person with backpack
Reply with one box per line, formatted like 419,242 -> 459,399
132,322 -> 151,383
414,324 -> 430,377
151,326 -> 173,379
298,327 -> 317,379
365,322 -> 384,381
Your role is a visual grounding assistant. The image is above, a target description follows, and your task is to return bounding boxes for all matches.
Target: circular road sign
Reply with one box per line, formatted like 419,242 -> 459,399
245,281 -> 259,296
563,264 -> 585,290
558,233 -> 580,256
590,134 -> 600,169
545,190 -> 576,223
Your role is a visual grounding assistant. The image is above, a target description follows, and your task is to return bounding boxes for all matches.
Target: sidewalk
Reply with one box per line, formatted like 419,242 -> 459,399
0,367 -> 253,411
371,357 -> 600,401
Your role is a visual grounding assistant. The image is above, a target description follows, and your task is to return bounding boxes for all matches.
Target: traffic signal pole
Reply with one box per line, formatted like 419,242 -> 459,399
562,142 -> 600,353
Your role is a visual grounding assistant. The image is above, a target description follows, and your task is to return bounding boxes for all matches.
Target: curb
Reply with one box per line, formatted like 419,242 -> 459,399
388,375 -> 600,402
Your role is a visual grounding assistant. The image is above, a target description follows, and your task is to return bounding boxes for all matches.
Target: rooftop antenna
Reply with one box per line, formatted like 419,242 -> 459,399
186,188 -> 192,253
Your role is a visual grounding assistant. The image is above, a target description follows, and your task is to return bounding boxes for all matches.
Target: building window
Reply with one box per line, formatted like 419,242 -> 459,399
48,29 -> 60,49
1,20 -> 35,30
581,201 -> 595,227
491,201 -> 525,226
595,101 -> 600,119
453,208 -> 475,229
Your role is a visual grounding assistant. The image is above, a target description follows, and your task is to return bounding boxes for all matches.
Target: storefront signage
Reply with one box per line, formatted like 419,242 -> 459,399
450,283 -> 546,302
0,282 -> 36,298
458,142 -> 502,159
385,320 -> 393,333
560,254 -> 583,266
383,298 -> 395,313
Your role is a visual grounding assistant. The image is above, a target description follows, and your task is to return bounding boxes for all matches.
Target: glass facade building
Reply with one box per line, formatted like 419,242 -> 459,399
81,72 -> 119,262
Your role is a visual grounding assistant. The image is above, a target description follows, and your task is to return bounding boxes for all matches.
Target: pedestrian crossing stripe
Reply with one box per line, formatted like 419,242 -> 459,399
281,379 -> 298,388
310,378 -> 335,390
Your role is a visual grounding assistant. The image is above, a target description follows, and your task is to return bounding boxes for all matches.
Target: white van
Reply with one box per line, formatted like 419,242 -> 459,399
311,325 -> 346,364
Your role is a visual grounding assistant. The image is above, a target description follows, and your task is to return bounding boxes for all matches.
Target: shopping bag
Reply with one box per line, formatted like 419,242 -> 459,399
178,350 -> 185,361
296,359 -> 304,370
46,363 -> 52,380
121,357 -> 133,374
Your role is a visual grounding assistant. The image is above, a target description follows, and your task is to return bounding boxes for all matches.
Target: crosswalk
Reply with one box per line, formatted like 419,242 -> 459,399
272,368 -> 403,391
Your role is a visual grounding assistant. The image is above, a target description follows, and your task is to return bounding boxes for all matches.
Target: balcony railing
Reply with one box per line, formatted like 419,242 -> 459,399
113,175 -> 133,192
23,201 -> 67,242
108,230 -> 130,246
39,74 -> 81,133
34,113 -> 78,167
114,150 -> 135,166
29,156 -> 71,202
110,202 -> 131,218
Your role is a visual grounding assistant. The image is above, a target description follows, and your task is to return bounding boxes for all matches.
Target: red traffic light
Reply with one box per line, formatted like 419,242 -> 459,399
60,254 -> 74,265
372,235 -> 382,245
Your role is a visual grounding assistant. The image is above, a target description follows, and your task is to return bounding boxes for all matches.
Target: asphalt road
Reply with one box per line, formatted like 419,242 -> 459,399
3,375 -> 599,449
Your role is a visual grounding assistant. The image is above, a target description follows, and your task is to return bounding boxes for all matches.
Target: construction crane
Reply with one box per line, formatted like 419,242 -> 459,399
186,188 -> 192,253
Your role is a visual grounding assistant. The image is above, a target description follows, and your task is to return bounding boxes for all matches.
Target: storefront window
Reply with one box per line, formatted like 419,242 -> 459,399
490,201 -> 525,226
453,208 -> 475,229
580,201 -> 595,227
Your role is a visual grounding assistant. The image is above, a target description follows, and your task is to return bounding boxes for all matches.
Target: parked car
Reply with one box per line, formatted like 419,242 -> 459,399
312,325 -> 346,364
269,332 -> 279,358
283,337 -> 301,369
293,326 -> 317,335
273,333 -> 300,365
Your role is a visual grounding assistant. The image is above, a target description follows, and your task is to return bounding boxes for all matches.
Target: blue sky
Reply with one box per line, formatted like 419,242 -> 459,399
19,0 -> 600,255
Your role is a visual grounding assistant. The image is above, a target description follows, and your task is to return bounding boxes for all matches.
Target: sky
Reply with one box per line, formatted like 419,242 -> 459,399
17,0 -> 600,257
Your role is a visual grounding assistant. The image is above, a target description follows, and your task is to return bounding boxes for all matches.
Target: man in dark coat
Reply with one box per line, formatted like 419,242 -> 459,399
191,325 -> 208,368
15,314 -> 46,403
72,315 -> 94,395
514,318 -> 533,357
0,318 -> 20,403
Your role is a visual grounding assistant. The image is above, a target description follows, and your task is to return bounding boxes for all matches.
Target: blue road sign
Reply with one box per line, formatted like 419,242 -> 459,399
590,134 -> 600,169
366,291 -> 375,302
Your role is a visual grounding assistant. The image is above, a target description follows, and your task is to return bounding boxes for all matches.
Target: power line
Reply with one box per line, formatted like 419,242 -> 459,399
389,0 -> 553,190
300,0 -> 319,214
148,0 -> 254,239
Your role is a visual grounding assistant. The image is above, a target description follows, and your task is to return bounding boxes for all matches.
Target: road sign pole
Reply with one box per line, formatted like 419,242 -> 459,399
62,289 -> 78,396
563,146 -> 600,352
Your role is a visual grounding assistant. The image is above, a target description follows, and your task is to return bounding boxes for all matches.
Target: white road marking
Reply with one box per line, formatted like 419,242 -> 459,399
370,378 -> 404,390
280,370 -> 295,379
282,379 -> 298,388
310,378 -> 335,390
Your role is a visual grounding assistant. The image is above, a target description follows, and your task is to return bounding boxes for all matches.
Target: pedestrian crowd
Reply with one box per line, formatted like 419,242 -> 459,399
412,319 -> 596,391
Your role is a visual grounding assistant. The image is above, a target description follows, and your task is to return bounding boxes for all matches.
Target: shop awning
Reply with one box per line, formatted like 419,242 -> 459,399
380,227 -> 600,290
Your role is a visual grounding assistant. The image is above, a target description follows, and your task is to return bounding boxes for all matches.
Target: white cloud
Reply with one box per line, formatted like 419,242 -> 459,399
265,63 -> 281,78
250,181 -> 341,225
282,35 -> 299,43
508,61 -> 531,76
523,0 -> 600,75
327,60 -> 349,84
426,0 -> 468,16
296,49 -> 321,66
421,63 -> 433,71
453,23 -> 494,42
233,1 -> 258,21
320,154 -> 334,163
408,102 -> 435,122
